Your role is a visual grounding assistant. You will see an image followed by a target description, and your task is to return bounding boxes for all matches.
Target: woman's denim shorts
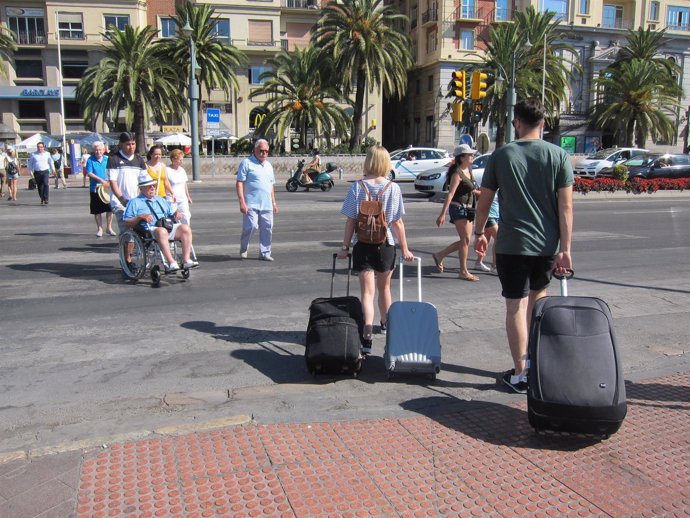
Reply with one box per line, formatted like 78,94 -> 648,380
449,204 -> 474,223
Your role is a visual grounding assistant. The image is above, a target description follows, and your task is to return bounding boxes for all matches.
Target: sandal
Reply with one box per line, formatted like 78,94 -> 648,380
460,273 -> 480,282
432,253 -> 444,273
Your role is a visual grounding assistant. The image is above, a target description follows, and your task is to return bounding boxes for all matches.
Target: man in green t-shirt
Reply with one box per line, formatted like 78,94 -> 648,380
474,98 -> 574,394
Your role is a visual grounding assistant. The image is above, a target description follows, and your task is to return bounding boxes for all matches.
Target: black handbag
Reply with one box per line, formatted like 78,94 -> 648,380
145,199 -> 175,231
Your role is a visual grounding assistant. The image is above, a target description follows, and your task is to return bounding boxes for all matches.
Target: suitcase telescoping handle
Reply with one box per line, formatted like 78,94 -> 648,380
552,269 -> 574,297
398,256 -> 422,302
331,252 -> 353,298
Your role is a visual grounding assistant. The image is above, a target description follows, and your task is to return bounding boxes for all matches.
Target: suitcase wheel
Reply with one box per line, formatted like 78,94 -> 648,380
386,370 -> 395,380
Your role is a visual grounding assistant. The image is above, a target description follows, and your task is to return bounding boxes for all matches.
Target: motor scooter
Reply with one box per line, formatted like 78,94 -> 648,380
286,159 -> 335,192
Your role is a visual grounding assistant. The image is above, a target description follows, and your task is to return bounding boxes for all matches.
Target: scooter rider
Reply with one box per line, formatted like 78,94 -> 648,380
302,149 -> 321,184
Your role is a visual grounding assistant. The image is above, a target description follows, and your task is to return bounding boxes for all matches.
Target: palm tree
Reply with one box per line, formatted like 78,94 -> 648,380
159,1 -> 246,140
479,6 -> 579,147
76,25 -> 185,151
590,60 -> 681,147
615,27 -> 678,76
249,46 -> 350,150
0,26 -> 17,79
311,0 -> 413,151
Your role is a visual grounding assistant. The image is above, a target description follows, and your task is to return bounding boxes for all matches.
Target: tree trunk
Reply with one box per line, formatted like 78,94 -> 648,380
495,121 -> 506,149
349,70 -> 366,152
625,119 -> 635,147
134,103 -> 146,155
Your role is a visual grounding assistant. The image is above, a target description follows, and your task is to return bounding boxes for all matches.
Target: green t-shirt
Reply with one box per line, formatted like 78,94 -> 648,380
482,139 -> 573,256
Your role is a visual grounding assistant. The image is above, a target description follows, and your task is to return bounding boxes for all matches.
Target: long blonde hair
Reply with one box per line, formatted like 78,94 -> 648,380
363,145 -> 391,178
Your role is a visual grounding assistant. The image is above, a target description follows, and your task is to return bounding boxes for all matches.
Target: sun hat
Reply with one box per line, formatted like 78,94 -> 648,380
453,144 -> 477,156
96,184 -> 111,204
138,172 -> 156,187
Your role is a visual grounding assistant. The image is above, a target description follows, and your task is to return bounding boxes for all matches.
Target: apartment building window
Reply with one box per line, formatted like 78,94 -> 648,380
427,74 -> 434,92
413,117 -> 420,143
603,5 -> 624,28
64,101 -> 82,119
496,0 -> 509,21
248,20 -> 273,46
212,19 -> 230,42
579,0 -> 589,15
249,65 -> 271,84
58,13 -> 84,40
104,15 -> 129,35
667,6 -> 690,29
460,30 -> 474,50
425,116 -> 434,142
427,29 -> 437,53
8,7 -> 47,45
15,59 -> 43,78
160,18 -> 176,38
461,0 -> 476,18
18,101 -> 46,119
649,1 -> 660,20
542,0 -> 568,20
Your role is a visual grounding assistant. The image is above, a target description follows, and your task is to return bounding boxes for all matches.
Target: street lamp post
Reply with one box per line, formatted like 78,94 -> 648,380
505,39 -> 532,144
181,20 -> 201,183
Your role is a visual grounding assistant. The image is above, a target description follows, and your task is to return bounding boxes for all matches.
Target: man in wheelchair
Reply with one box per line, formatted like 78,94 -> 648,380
123,173 -> 199,273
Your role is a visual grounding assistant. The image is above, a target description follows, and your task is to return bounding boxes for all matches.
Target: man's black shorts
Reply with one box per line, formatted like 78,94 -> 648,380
352,242 -> 396,273
496,254 -> 555,299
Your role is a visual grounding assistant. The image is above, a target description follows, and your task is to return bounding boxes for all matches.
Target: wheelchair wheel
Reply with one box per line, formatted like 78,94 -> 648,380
150,265 -> 162,286
119,231 -> 147,280
181,268 -> 190,279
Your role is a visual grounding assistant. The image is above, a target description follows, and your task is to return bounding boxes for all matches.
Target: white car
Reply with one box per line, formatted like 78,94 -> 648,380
574,147 -> 648,177
414,153 -> 490,195
387,147 -> 451,181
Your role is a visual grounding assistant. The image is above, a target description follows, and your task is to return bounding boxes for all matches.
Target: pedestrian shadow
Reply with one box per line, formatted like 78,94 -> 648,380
15,232 -> 84,237
181,320 -> 311,383
7,262 -> 124,284
60,243 -> 118,255
625,379 -> 690,410
401,394 -> 602,450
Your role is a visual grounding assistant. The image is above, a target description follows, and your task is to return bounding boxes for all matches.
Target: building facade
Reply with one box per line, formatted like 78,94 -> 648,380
392,0 -> 690,153
0,0 -> 383,150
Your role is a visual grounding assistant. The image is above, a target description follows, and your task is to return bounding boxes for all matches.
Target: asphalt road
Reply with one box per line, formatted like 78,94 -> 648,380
1,178 -> 689,454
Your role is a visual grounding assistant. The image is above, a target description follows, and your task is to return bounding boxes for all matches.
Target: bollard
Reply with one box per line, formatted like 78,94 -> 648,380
339,167 -> 343,180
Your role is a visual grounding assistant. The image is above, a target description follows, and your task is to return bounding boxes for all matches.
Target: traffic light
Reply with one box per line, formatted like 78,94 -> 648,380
451,70 -> 466,99
451,103 -> 463,123
471,71 -> 488,100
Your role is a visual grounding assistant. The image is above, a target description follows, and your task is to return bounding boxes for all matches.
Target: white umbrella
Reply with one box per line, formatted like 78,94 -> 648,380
154,133 -> 192,146
203,131 -> 239,141
16,133 -> 62,150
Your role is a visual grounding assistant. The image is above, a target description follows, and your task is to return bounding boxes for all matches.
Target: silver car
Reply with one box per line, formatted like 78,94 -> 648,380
414,153 -> 490,195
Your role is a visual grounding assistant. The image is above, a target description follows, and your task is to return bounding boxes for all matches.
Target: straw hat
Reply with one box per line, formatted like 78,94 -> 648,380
96,184 -> 111,204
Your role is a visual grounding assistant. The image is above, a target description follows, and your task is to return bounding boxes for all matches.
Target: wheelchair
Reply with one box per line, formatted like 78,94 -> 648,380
118,228 -> 196,286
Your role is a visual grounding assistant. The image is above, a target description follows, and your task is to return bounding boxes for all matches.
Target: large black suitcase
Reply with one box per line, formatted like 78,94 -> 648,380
305,254 -> 363,376
527,272 -> 626,436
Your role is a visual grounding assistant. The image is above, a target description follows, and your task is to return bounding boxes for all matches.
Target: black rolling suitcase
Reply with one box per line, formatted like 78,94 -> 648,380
28,177 -> 36,190
527,271 -> 626,436
305,254 -> 363,377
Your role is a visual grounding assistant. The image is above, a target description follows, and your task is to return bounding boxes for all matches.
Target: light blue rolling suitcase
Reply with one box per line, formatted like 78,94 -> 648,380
384,257 -> 442,380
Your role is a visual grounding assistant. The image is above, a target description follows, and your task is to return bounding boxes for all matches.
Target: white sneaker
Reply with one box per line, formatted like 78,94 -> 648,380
240,250 -> 248,259
474,261 -> 491,272
183,260 -> 200,269
490,266 -> 498,274
260,255 -> 274,262
96,229 -> 103,237
166,261 -> 180,273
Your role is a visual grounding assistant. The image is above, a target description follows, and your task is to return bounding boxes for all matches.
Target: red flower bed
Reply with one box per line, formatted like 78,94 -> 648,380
574,177 -> 690,194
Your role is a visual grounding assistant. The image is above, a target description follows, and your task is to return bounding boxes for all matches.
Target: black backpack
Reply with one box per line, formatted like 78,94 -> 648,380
53,156 -> 62,170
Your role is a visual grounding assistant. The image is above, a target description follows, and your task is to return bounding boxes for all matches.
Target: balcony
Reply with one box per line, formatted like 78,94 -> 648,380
58,30 -> 85,41
454,6 -> 484,21
15,32 -> 47,45
422,8 -> 438,24
281,0 -> 320,9
601,18 -> 633,29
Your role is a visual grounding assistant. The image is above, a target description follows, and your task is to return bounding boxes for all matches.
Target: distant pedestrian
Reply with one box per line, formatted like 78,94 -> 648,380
52,148 -> 67,189
432,144 -> 481,281
4,149 -> 19,201
236,139 -> 277,261
0,147 -> 6,198
166,149 -> 192,225
85,141 -> 115,237
337,145 -> 414,355
474,98 -> 574,394
29,142 -> 55,205
80,151 -> 90,188
146,145 -> 172,198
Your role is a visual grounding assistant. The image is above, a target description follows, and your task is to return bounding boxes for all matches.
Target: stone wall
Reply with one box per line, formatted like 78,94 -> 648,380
197,155 -> 367,180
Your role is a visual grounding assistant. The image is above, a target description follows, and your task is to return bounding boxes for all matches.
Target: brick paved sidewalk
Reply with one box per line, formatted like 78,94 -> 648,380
1,373 -> 689,518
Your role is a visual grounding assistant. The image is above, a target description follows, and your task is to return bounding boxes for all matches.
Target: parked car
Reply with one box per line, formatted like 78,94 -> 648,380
598,153 -> 690,180
414,153 -> 490,195
574,147 -> 648,177
387,147 -> 451,181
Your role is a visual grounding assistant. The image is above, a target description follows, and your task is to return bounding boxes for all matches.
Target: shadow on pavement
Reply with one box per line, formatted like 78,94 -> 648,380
626,379 -> 690,406
576,276 -> 690,295
182,320 -> 304,345
7,262 -> 123,284
60,243 -> 118,255
401,394 -> 602,451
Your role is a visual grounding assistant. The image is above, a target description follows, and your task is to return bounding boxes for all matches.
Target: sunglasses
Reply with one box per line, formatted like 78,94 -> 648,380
256,149 -> 269,154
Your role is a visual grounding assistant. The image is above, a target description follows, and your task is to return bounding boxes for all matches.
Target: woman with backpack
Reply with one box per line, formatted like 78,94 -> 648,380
337,145 -> 414,355
52,148 -> 67,189
4,149 -> 19,201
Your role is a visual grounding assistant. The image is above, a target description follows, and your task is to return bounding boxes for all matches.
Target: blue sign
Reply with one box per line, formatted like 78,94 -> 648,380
459,134 -> 474,147
206,108 -> 221,124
